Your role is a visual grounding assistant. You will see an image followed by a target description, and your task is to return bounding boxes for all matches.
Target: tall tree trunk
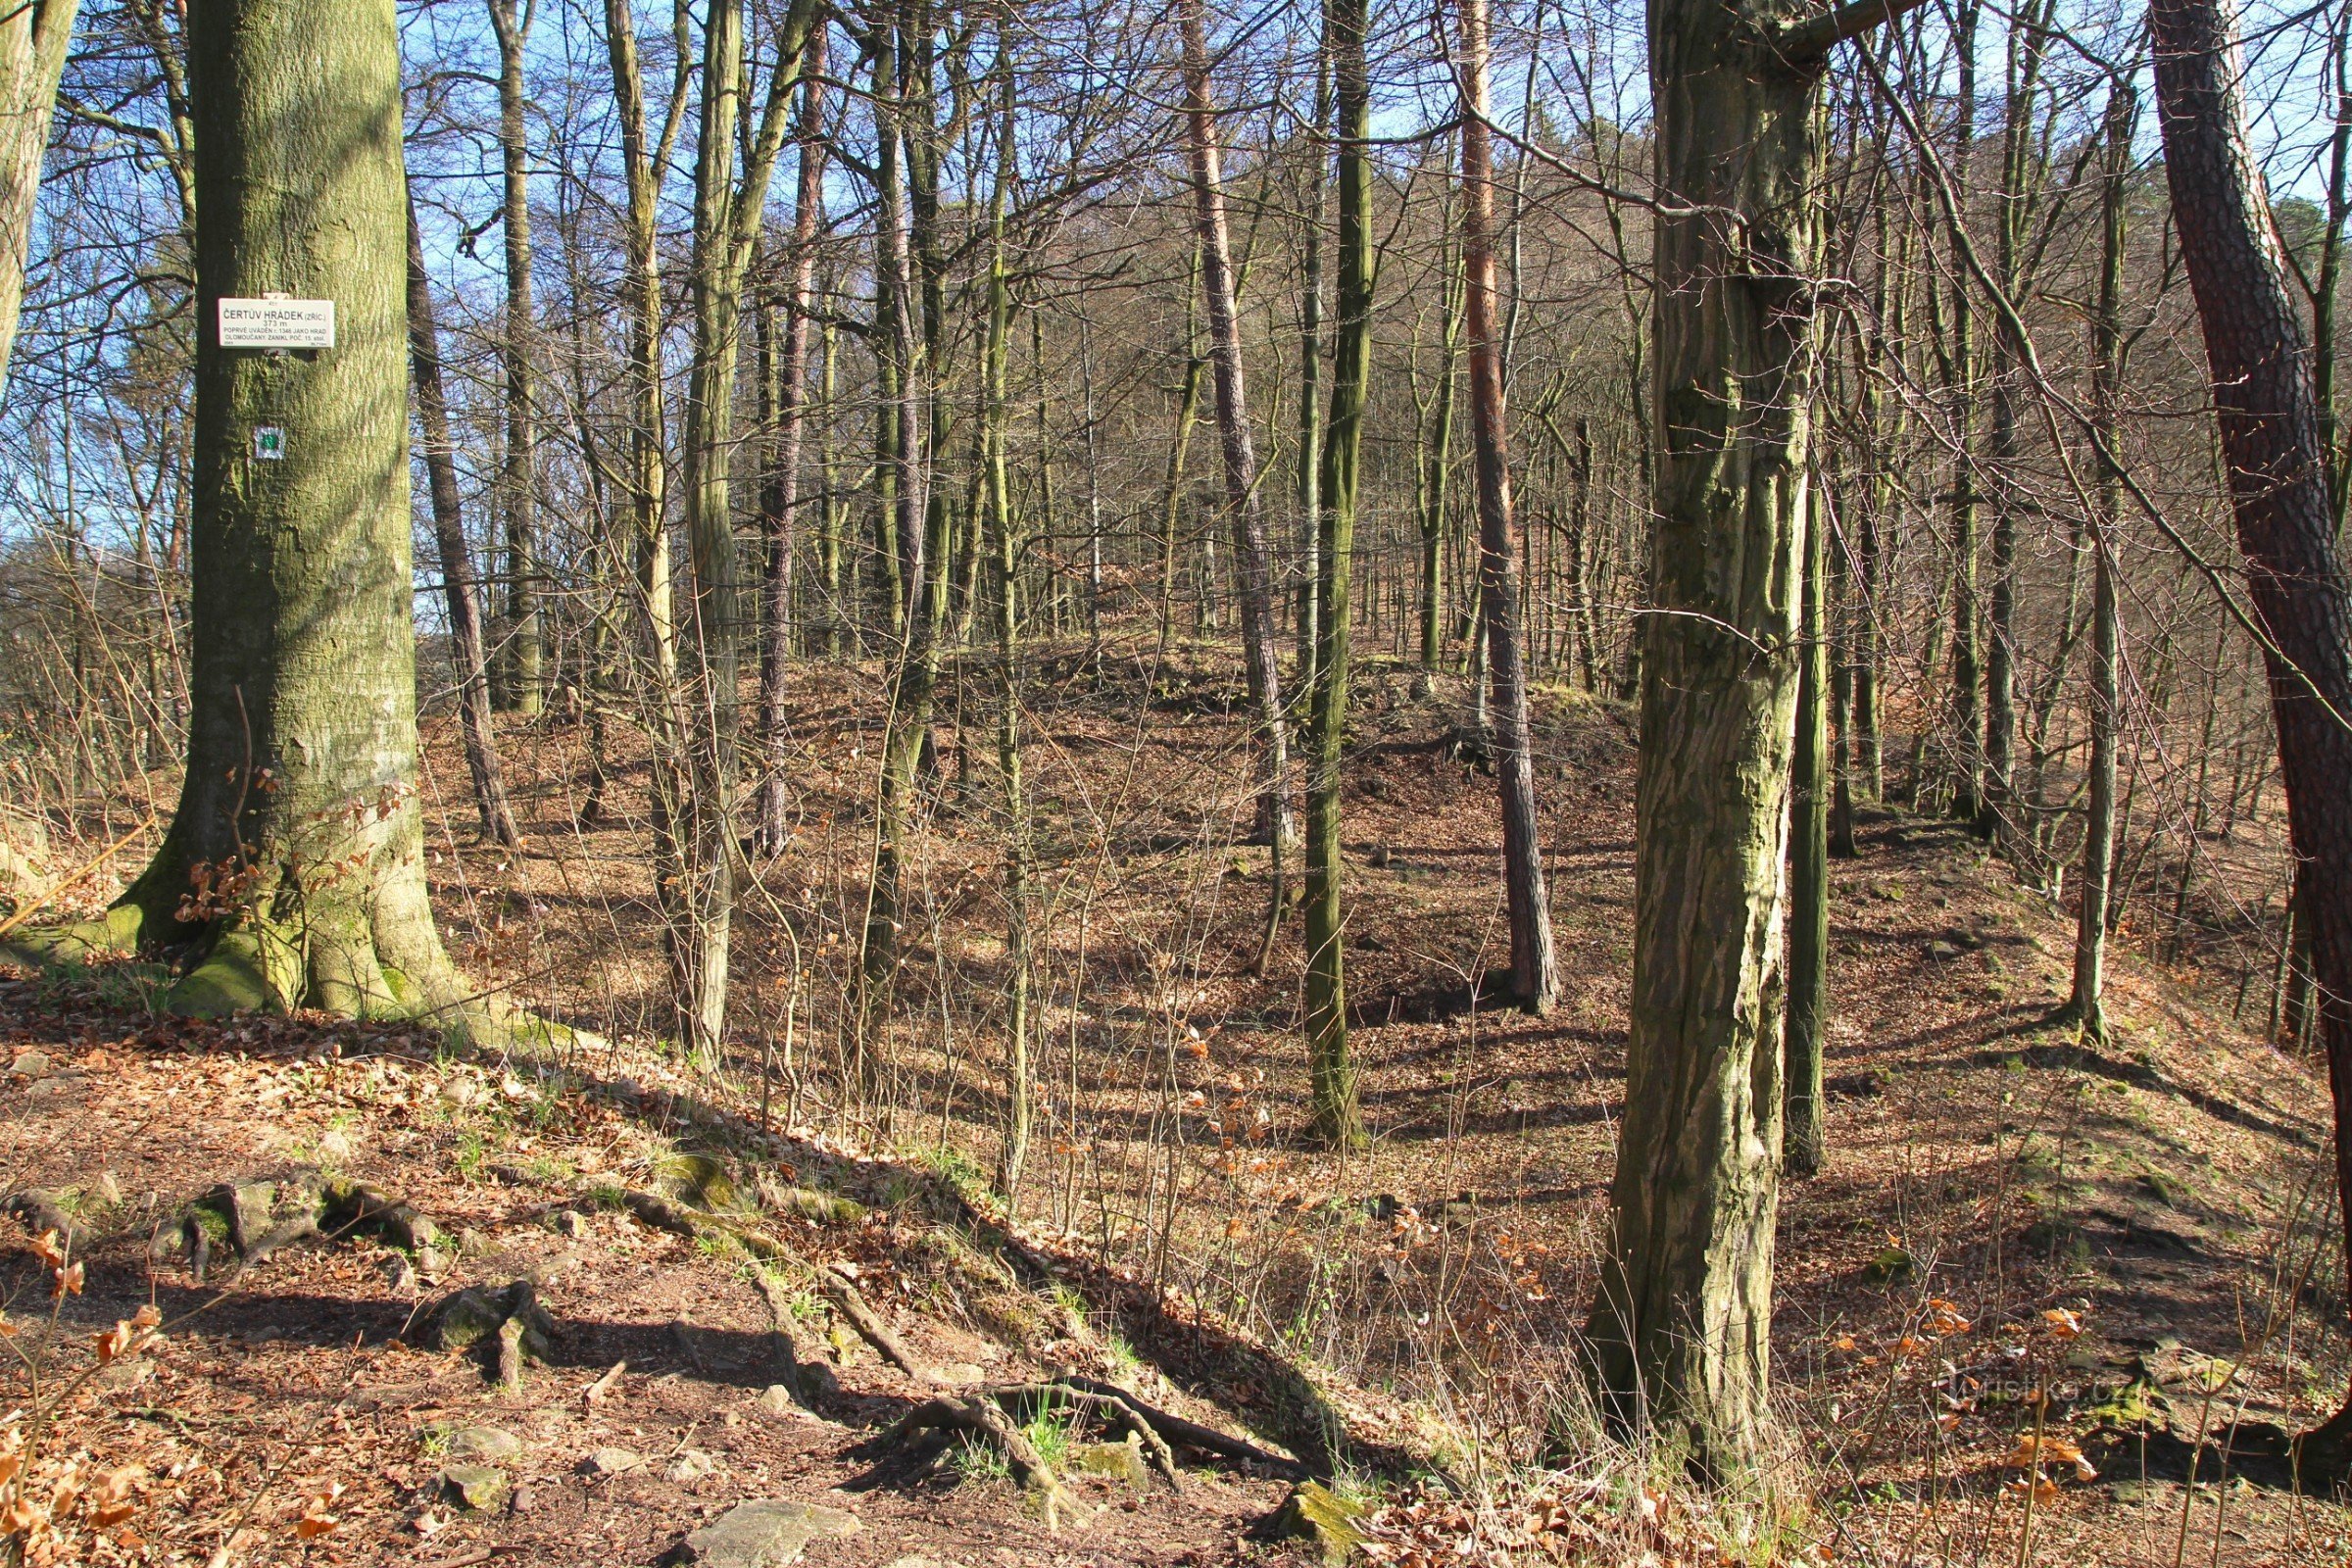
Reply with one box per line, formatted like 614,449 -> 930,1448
1945,0 -> 1982,823
1784,478 -> 1829,1177
1302,0 -> 1369,1150
980,52 -> 1030,1199
756,30 -> 826,854
678,0 -> 822,1064
1978,0 -> 2055,842
601,0 -> 683,681
1180,0 -> 1294,933
14,0 -> 487,1033
862,12 -> 939,1020
2151,0 -> 2352,1461
406,193 -> 521,848
1456,0 -> 1557,1013
1294,42 -> 1330,689
1583,0 -> 1901,1480
1418,228 -> 1461,680
487,0 -> 543,716
0,0 -> 77,379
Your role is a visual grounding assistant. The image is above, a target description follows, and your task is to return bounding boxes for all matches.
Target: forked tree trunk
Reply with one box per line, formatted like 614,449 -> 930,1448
1179,0 -> 1294,925
487,0 -> 543,716
0,0 -> 77,381
1582,0 -> 1904,1480
406,193 -> 521,848
677,0 -> 822,1063
1302,0 -> 1370,1150
2150,0 -> 2352,1463
12,0 -> 488,1033
1456,0 -> 1558,1015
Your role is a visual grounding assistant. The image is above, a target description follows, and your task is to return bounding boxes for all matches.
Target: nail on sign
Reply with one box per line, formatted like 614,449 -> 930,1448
218,298 -> 335,349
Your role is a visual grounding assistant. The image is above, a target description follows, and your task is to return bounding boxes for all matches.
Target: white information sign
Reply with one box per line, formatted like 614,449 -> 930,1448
218,298 -> 335,349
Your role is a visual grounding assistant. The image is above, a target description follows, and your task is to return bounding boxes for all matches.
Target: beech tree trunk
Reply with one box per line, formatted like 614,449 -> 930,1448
0,0 -> 76,382
1456,0 -> 1557,1014
2151,0 -> 2352,1460
1180,0 -> 1294,912
10,0 -> 490,1033
406,192 -> 521,848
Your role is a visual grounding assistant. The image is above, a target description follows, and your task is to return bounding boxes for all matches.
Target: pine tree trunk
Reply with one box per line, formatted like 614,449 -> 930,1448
2151,0 -> 2352,1460
406,192 -> 521,849
0,0 -> 77,379
1303,0 -> 1370,1151
24,0 -> 480,1031
1457,0 -> 1557,1014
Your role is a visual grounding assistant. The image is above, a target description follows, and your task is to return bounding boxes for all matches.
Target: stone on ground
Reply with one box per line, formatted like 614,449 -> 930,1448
681,1499 -> 859,1567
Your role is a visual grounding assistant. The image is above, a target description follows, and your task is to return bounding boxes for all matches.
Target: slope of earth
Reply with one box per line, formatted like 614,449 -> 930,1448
4,638 -> 2349,1566
0,971 -> 1391,1567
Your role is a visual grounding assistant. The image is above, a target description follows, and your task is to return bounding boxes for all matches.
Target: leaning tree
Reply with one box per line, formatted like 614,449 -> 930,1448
2150,0 -> 2352,1473
7,0 -> 492,1034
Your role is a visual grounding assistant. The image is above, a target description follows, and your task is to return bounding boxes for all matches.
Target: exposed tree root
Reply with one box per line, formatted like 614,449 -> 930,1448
817,1264 -> 930,1381
3,1190 -> 88,1254
752,1268 -> 815,1405
420,1279 -> 558,1387
872,1393 -> 1082,1527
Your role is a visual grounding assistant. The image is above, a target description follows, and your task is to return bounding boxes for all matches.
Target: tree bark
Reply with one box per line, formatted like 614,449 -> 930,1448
16,0 -> 485,1033
2152,0 -> 2352,1459
0,0 -> 77,381
1584,0 -> 1840,1480
1456,0 -> 1557,1014
1784,478 -> 1829,1177
406,193 -> 521,848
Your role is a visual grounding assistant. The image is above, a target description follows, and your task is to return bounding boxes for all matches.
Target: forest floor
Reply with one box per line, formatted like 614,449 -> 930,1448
0,639 -> 2347,1566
